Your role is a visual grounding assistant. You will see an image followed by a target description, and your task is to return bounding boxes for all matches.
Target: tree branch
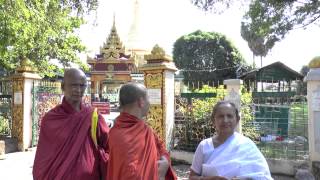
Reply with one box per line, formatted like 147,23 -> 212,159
294,13 -> 320,29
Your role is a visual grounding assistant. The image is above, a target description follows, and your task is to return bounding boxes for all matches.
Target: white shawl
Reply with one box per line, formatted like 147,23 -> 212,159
191,132 -> 273,180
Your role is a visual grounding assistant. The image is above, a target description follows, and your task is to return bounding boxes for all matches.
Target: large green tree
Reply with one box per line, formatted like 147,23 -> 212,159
0,0 -> 98,76
173,30 -> 248,87
191,0 -> 320,61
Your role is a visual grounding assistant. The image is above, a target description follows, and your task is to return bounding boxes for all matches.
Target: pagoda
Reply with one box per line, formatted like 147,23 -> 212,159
88,17 -> 139,102
126,0 -> 150,67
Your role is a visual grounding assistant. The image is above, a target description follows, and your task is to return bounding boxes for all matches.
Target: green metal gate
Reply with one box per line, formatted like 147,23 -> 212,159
173,85 -> 225,152
0,79 -> 12,137
31,80 -> 62,146
252,92 -> 308,160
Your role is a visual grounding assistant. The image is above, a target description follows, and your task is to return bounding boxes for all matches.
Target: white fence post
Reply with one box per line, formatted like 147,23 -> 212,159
306,69 -> 320,161
224,79 -> 242,133
306,57 -> 320,178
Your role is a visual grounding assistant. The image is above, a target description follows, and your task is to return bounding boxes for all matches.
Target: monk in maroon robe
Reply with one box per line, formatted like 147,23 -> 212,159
33,68 -> 109,180
107,83 -> 177,180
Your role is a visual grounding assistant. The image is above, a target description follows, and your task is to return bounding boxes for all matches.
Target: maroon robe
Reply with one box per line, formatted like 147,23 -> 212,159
33,98 -> 109,180
107,112 -> 177,180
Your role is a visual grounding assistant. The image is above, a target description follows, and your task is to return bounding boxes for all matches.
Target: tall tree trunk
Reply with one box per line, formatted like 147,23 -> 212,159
252,53 -> 256,68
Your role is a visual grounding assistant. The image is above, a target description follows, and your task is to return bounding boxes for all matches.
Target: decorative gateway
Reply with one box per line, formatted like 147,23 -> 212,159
87,17 -> 144,103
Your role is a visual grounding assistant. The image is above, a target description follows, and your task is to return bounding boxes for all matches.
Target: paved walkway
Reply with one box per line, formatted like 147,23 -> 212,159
0,149 -> 188,180
0,149 -> 294,180
0,149 -> 35,180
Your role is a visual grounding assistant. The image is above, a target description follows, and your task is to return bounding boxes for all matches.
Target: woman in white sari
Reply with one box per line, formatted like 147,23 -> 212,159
189,101 -> 273,180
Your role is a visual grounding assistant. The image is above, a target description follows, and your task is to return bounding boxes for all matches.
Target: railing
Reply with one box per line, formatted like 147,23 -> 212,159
31,80 -> 63,146
250,96 -> 309,160
0,79 -> 12,136
243,120 -> 309,160
174,115 -> 213,152
173,89 -> 308,160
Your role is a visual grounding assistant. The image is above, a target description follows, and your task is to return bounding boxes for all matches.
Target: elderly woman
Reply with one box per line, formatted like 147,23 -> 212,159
189,100 -> 273,180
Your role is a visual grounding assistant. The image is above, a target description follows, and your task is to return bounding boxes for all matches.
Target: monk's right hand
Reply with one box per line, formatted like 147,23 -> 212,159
157,156 -> 169,180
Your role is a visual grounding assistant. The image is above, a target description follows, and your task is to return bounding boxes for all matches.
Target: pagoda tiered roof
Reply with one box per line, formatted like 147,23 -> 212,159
88,17 -> 133,64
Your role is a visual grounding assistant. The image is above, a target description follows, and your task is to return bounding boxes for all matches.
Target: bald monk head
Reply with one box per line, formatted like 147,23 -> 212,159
119,83 -> 150,119
61,68 -> 87,111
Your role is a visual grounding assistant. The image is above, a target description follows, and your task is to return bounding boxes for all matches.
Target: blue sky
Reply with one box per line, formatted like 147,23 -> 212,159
79,0 -> 320,72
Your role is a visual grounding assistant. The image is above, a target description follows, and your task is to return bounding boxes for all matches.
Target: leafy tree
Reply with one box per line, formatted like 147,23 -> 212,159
300,65 -> 310,76
173,30 -> 248,87
191,0 -> 241,13
297,65 -> 309,95
0,0 -> 98,76
191,0 -> 320,64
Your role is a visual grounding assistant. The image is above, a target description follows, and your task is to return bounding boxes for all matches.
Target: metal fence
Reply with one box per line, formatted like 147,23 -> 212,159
173,86 -> 225,152
173,83 -> 308,160
31,80 -> 62,146
30,79 -> 92,146
0,79 -> 12,137
249,94 -> 309,160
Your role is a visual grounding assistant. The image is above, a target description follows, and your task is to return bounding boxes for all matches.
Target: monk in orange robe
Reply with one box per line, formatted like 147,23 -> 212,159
107,83 -> 177,180
33,68 -> 109,180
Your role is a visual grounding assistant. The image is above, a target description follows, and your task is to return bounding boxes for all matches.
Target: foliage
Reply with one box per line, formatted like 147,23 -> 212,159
300,65 -> 310,76
173,30 -> 249,87
191,0 -> 320,57
240,1 -> 291,58
296,65 -> 309,95
240,86 -> 258,141
178,85 -> 257,140
0,115 -> 10,135
0,0 -> 97,76
192,85 -> 226,121
191,0 -> 241,13
174,85 -> 225,151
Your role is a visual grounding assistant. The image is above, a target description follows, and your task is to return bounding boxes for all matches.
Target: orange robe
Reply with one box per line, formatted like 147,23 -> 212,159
107,112 -> 177,180
33,98 -> 109,180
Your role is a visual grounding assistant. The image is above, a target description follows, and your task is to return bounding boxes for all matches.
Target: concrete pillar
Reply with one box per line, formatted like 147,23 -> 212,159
306,56 -> 320,179
10,58 -> 41,151
306,65 -> 320,162
139,45 -> 177,149
224,79 -> 242,133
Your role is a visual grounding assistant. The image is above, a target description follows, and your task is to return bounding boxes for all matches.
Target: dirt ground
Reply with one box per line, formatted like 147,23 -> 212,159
172,164 -> 295,180
173,164 -> 189,180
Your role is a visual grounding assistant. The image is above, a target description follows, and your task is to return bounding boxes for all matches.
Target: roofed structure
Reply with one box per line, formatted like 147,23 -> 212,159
240,61 -> 303,83
87,17 -> 141,102
240,61 -> 304,100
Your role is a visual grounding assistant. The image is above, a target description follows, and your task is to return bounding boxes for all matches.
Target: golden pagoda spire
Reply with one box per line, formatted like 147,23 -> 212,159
100,14 -> 125,60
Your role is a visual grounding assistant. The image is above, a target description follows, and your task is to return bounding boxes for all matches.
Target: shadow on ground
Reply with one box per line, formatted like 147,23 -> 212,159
172,164 -> 295,180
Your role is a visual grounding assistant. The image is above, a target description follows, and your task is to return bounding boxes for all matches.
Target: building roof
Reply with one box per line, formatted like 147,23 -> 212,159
239,61 -> 303,82
87,16 -> 133,64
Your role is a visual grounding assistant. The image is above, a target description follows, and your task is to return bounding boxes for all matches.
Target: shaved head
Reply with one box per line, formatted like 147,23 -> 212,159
119,82 -> 150,118
119,83 -> 147,107
63,68 -> 86,85
62,68 -> 87,109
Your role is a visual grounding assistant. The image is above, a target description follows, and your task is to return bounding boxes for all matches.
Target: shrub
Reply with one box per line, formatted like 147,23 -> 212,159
0,115 -> 10,135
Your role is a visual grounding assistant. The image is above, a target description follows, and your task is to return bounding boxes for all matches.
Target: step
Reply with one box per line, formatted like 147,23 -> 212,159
0,136 -> 18,153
